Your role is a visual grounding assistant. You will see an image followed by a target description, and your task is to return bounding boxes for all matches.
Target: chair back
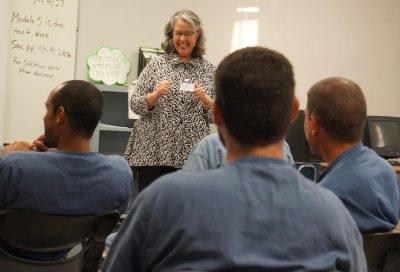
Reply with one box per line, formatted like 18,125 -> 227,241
0,209 -> 120,272
295,162 -> 323,182
363,231 -> 400,272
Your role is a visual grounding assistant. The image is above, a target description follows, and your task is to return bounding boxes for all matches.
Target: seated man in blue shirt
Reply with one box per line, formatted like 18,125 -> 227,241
103,47 -> 366,271
0,80 -> 133,260
183,132 -> 295,171
304,77 -> 400,233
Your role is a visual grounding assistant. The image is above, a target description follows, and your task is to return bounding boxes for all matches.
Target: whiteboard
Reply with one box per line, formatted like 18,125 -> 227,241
4,0 -> 79,142
0,1 -> 10,145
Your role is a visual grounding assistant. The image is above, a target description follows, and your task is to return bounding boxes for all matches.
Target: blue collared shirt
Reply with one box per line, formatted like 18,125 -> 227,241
183,133 -> 295,171
103,157 -> 366,271
319,144 -> 400,233
0,150 -> 133,260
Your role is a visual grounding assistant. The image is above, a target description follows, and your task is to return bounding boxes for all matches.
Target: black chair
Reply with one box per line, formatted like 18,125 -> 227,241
363,231 -> 400,272
0,209 -> 120,272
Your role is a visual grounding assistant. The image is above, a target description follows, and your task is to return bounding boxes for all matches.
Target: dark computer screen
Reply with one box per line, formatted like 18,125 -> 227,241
101,91 -> 134,128
138,47 -> 164,76
98,130 -> 131,156
364,116 -> 400,159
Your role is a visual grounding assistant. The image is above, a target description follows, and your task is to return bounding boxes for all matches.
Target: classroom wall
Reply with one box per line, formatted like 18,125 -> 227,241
2,0 -> 400,142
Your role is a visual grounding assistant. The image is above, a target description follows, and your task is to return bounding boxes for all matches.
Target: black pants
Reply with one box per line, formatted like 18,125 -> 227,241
132,166 -> 179,193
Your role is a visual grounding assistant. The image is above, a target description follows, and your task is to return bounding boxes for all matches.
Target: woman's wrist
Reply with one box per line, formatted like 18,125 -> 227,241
147,90 -> 161,109
203,97 -> 214,112
153,89 -> 163,99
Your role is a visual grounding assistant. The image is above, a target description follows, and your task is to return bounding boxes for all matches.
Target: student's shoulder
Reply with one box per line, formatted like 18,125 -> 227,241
1,151 -> 46,163
358,146 -> 396,174
305,183 -> 357,229
99,154 -> 130,169
101,153 -> 127,162
147,169 -> 218,196
204,132 -> 221,142
197,133 -> 223,151
300,176 -> 346,209
0,152 -> 57,175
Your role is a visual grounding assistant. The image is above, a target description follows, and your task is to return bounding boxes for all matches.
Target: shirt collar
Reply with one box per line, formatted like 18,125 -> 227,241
317,143 -> 363,181
168,52 -> 203,68
232,156 -> 288,166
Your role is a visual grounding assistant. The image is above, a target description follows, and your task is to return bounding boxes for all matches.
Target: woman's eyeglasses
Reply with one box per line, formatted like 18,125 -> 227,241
173,31 -> 196,38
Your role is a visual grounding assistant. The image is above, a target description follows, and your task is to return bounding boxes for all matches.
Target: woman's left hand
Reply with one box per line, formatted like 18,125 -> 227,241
193,83 -> 213,112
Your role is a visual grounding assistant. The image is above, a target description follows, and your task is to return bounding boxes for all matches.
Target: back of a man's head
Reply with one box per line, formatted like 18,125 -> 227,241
215,46 -> 295,148
307,77 -> 366,143
52,80 -> 103,139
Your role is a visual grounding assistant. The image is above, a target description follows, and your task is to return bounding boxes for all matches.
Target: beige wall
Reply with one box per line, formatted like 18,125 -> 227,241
2,0 -> 400,141
75,0 -> 400,118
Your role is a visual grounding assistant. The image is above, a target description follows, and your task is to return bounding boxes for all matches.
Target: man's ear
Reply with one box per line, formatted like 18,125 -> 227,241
310,114 -> 320,137
290,96 -> 300,123
56,106 -> 66,124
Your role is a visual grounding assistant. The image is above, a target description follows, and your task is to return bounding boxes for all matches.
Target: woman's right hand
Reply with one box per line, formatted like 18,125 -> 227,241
147,80 -> 171,109
156,80 -> 171,97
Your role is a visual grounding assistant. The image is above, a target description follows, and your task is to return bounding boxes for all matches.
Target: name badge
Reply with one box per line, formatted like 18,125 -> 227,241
179,81 -> 194,92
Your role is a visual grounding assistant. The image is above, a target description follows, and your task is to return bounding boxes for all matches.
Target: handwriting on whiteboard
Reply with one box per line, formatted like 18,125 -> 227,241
9,1 -> 75,81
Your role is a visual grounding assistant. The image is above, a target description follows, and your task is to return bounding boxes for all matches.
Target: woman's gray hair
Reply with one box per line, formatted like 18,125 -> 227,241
161,10 -> 206,58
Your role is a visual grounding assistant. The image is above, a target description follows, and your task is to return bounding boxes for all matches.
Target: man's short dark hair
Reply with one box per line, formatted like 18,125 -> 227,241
307,77 -> 366,143
52,80 -> 103,139
215,46 -> 295,148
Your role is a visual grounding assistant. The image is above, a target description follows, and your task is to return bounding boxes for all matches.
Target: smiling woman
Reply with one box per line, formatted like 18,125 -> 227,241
124,10 -> 216,192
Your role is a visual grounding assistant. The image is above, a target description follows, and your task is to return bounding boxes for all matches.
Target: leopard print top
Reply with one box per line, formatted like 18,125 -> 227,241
124,53 -> 216,168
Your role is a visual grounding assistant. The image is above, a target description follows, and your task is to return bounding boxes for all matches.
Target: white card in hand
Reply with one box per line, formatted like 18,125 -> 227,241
179,82 -> 195,92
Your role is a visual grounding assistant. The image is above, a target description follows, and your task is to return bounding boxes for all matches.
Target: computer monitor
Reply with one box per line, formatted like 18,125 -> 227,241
98,130 -> 131,156
138,47 -> 164,76
363,116 -> 400,159
101,90 -> 133,128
